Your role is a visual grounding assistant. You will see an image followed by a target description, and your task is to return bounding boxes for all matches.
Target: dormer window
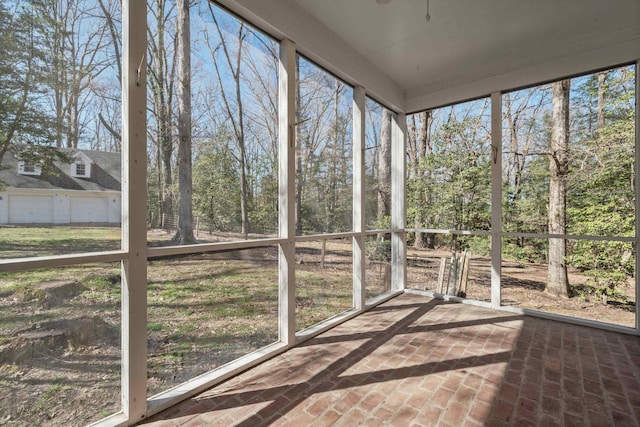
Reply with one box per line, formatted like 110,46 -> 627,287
18,161 -> 41,176
73,159 -> 88,177
71,152 -> 92,178
76,161 -> 86,176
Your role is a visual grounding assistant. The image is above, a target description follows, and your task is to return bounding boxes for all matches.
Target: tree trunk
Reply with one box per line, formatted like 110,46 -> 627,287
295,60 -> 304,235
157,59 -> 173,228
172,0 -> 196,245
68,83 -> 80,148
547,79 -> 570,297
236,51 -> 249,239
209,10 -> 250,238
97,0 -> 122,83
505,93 -> 524,241
147,0 -> 175,228
160,118 -> 173,227
413,111 -> 435,249
53,7 -> 65,148
423,111 -> 435,249
34,0 -> 107,149
327,80 -> 340,232
407,114 -> 424,247
597,71 -> 606,129
377,109 -> 392,225
239,134 -> 249,238
156,143 -> 162,229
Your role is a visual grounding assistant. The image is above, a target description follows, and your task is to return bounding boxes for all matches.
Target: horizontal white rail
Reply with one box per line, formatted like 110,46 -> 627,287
0,251 -> 127,273
406,228 -> 491,236
293,229 -> 404,242
148,237 -> 286,258
406,228 -> 635,242
294,231 -> 359,242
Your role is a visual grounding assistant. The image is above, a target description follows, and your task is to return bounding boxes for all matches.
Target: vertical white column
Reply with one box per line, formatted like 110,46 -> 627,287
278,38 -> 296,344
491,91 -> 502,309
635,60 -> 639,334
121,0 -> 148,421
353,86 -> 366,310
391,112 -> 407,291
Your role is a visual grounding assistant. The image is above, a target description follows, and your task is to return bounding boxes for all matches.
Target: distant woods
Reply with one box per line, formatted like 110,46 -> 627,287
407,66 -> 636,296
0,0 -> 122,159
1,1 -> 636,270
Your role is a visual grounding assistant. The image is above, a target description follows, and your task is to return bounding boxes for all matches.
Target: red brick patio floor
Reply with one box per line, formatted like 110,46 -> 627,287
140,293 -> 640,426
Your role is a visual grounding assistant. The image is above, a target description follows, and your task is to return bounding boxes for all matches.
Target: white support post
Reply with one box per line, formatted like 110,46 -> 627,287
121,0 -> 148,422
635,60 -> 639,334
491,91 -> 502,309
353,86 -> 366,310
278,38 -> 296,345
391,112 -> 407,291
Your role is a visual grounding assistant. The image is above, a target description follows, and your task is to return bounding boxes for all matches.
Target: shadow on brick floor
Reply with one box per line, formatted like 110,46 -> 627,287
140,294 -> 640,426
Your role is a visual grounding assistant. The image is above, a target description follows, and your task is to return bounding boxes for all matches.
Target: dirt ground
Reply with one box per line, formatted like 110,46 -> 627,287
1,235 -> 635,426
406,247 -> 636,328
0,279 -> 122,427
0,240 -> 358,426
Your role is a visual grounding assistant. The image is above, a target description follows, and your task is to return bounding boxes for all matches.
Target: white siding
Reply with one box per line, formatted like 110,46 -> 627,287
53,194 -> 70,224
107,195 -> 121,223
9,195 -> 54,223
1,190 -> 121,225
70,196 -> 109,223
0,192 -> 8,223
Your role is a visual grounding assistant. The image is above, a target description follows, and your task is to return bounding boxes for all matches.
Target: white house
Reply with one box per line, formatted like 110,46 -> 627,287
0,147 -> 121,225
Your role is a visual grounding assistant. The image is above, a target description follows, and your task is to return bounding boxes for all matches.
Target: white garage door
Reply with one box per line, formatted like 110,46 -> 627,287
9,195 -> 54,223
70,197 -> 109,223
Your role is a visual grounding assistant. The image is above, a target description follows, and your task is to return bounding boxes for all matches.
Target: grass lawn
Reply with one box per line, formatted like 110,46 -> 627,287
4,226 -> 633,425
0,226 -> 121,259
0,226 -> 361,425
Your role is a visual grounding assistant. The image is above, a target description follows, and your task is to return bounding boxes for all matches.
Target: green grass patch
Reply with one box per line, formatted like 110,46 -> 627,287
0,226 -> 121,259
43,377 -> 70,399
147,323 -> 165,332
3,241 -> 346,401
0,263 -> 120,294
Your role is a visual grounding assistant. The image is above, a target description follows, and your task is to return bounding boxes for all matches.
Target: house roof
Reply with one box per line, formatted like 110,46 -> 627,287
0,147 -> 121,192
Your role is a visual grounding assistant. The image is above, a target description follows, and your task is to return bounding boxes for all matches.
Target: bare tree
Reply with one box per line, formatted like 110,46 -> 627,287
147,0 -> 177,227
31,0 -> 111,148
325,80 -> 348,232
97,0 -> 121,83
294,64 -> 338,233
172,0 -> 196,244
547,79 -> 571,297
204,5 -> 251,238
407,111 -> 433,248
242,39 -> 279,177
295,59 -> 304,235
242,39 -> 279,232
597,71 -> 606,129
502,88 -> 548,241
377,108 -> 392,226
94,0 -> 122,150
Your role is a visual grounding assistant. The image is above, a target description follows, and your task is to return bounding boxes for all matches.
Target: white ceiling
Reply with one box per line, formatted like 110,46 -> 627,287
221,0 -> 640,112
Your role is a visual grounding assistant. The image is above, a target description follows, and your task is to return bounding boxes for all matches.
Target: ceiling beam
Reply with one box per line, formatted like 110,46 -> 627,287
405,37 -> 640,113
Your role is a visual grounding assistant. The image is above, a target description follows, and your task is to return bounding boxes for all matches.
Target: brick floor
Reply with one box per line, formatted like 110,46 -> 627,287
140,293 -> 640,426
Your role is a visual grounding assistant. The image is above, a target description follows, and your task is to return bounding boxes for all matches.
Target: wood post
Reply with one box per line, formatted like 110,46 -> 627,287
122,0 -> 148,420
278,38 -> 296,346
437,257 -> 446,293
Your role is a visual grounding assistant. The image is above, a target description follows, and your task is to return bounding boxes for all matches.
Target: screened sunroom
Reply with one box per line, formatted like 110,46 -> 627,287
0,0 -> 639,426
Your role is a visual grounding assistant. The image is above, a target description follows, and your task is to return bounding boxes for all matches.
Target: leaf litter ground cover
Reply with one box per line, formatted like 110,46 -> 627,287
0,227 -> 635,425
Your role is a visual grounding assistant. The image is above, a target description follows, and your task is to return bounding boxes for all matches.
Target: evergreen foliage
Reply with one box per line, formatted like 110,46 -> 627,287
407,65 -> 636,300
